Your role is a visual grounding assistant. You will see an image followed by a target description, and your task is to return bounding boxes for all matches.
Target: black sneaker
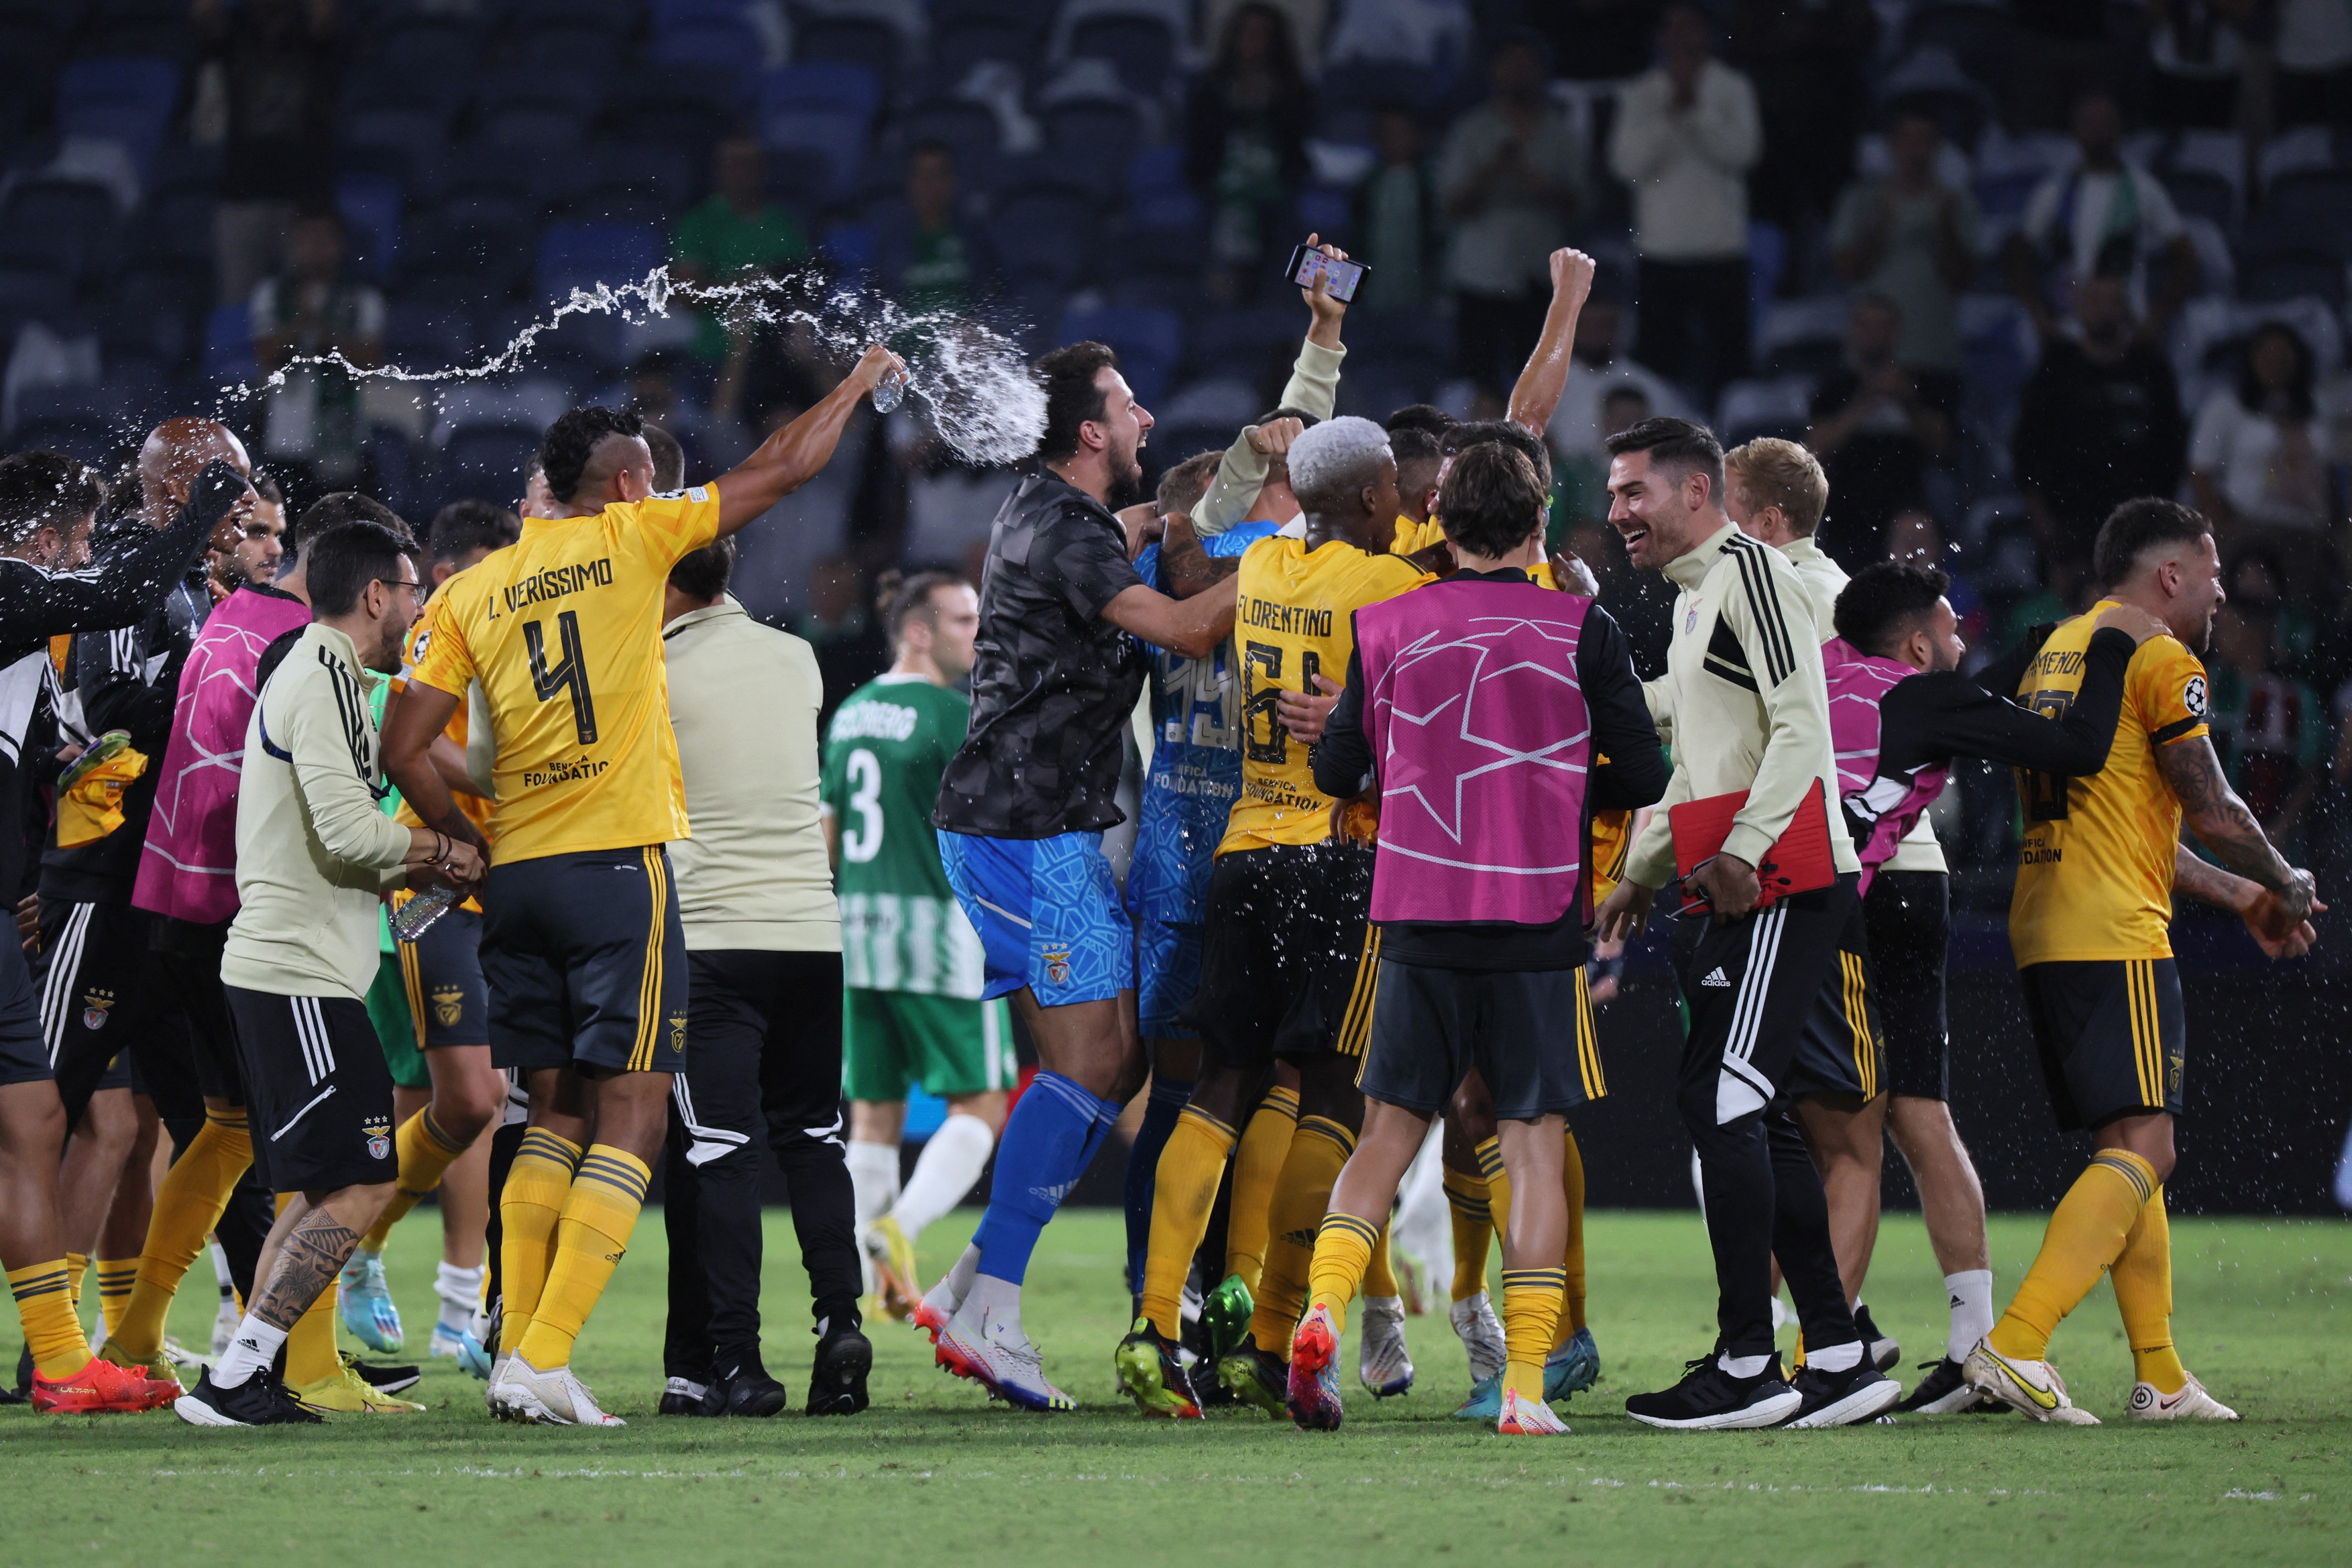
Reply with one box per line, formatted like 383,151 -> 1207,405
1782,1356 -> 1903,1427
713,1363 -> 791,1418
1852,1304 -> 1900,1374
1626,1353 -> 1803,1430
346,1355 -> 422,1395
175,1366 -> 323,1426
13,1341 -> 30,1396
658,1376 -> 720,1416
1895,1357 -> 2006,1414
807,1325 -> 871,1416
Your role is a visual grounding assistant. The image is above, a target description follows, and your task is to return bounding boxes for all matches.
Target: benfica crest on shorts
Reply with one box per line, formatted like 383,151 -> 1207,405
431,985 -> 464,1028
1043,948 -> 1072,987
668,1013 -> 687,1052
363,1117 -> 392,1161
81,988 -> 115,1031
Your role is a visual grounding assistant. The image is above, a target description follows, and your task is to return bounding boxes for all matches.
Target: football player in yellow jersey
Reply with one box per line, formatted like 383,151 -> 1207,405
337,500 -> 521,1365
1114,414 -> 1433,1420
384,345 -> 902,1424
1967,500 -> 2320,1425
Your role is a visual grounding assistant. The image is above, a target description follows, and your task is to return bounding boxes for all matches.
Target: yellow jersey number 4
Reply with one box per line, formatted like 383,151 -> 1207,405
525,608 -> 598,745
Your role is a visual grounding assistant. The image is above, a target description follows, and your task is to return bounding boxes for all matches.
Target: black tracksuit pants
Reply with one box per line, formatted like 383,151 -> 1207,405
661,948 -> 859,1384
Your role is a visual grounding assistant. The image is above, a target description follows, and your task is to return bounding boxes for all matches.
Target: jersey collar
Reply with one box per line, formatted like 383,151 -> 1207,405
1665,520 -> 1742,593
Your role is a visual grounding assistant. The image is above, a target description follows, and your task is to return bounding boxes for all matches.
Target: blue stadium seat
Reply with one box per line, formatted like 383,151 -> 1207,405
55,56 -> 181,160
1040,98 -> 1140,201
987,182 -> 1097,290
442,422 -> 548,510
536,219 -> 665,301
792,17 -> 902,93
1903,3 -> 2013,94
895,99 -> 1004,188
481,107 -> 594,154
355,23 -> 475,110
341,107 -> 451,188
510,0 -> 640,29
516,24 -> 627,82
651,12 -> 764,103
761,62 -> 883,126
335,174 -> 404,285
0,22 -> 66,136
0,178 -> 118,282
2159,168 -> 2237,231
759,107 -> 869,201
0,264 -> 70,337
1060,303 -> 1180,404
203,302 -> 260,385
2261,170 -> 2352,260
384,298 -> 480,370
9,416 -> 115,467
1068,13 -> 1176,97
2239,256 -> 2346,310
104,259 -> 207,366
1182,304 -> 1298,382
404,195 -> 534,294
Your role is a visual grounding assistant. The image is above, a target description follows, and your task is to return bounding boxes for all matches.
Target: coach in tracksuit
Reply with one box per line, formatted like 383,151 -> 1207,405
657,537 -> 870,1420
1594,416 -> 1899,1433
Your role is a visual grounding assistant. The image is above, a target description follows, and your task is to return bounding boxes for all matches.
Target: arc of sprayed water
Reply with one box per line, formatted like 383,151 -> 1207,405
223,266 -> 1050,468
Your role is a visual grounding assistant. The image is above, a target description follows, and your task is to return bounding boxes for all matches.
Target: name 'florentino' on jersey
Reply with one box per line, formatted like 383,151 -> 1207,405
409,486 -> 722,863
1218,535 -> 1429,855
2009,598 -> 2212,967
822,674 -> 985,998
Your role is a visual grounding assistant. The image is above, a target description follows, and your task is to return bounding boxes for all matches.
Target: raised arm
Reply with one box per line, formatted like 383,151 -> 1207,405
0,463 -> 247,648
1099,577 -> 1240,663
1194,241 -> 1349,536
711,344 -> 902,535
1506,249 -> 1596,439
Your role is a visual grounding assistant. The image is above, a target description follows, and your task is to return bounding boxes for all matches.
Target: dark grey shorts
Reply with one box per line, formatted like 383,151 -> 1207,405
1356,962 -> 1604,1121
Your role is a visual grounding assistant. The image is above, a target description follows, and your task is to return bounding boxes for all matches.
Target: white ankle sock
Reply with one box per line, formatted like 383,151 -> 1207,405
1718,1351 -> 1773,1379
847,1139 -> 901,1227
1945,1268 -> 1994,1363
943,1243 -> 981,1300
960,1272 -> 1022,1337
891,1113 -> 994,1242
435,1262 -> 484,1331
212,1312 -> 290,1389
1808,1339 -> 1864,1373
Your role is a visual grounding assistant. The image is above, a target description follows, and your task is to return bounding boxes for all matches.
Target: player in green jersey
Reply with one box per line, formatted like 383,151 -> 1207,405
822,571 -> 1014,1317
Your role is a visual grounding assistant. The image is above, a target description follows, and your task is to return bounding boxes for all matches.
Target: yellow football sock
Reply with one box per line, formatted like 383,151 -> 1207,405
1363,1223 -> 1398,1298
1559,1127 -> 1588,1341
9,1261 -> 91,1379
1225,1086 -> 1298,1294
1501,1266 -> 1567,1402
64,1252 -> 87,1310
498,1127 -> 582,1355
1306,1211 -> 1380,1334
1139,1105 -> 1239,1341
111,1108 -> 251,1360
1989,1150 -> 2157,1362
1249,1115 -> 1355,1354
95,1258 -> 137,1335
1442,1165 -> 1492,1302
361,1108 -> 471,1253
2113,1184 -> 2186,1394
514,1144 -> 649,1369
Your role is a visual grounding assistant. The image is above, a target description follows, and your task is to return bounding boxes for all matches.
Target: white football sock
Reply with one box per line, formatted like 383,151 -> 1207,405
211,1312 -> 291,1389
891,1113 -> 994,1242
1807,1339 -> 1864,1373
210,1237 -> 235,1299
847,1139 -> 901,1228
1718,1351 -> 1773,1379
435,1262 -> 484,1332
1945,1268 -> 1994,1363
944,1242 -> 981,1299
959,1272 -> 1022,1338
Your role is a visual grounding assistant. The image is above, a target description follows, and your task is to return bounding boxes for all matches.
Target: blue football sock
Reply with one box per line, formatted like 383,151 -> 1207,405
974,1072 -> 1109,1288
1124,1078 -> 1193,1294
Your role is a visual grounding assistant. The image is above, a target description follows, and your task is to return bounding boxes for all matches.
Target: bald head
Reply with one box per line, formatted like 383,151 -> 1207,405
139,418 -> 250,524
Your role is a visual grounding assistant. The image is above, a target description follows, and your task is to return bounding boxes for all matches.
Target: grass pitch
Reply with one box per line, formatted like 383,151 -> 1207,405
4,1207 -> 2347,1566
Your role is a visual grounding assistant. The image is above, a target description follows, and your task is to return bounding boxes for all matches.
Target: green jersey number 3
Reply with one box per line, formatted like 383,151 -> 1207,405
842,747 -> 885,862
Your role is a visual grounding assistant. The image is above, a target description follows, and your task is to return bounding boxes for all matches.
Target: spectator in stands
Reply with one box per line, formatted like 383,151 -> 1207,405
2274,0 -> 2352,128
2005,89 -> 2199,343
197,0 -> 342,308
1325,0 -> 1474,87
672,136 -> 814,363
2204,599 -> 2330,851
1888,507 -> 1987,646
1556,384 -> 1654,533
717,309 -> 833,441
1186,3 -> 1315,301
2010,276 -> 2188,567
2227,544 -> 2323,669
250,209 -> 383,504
2006,1 -> 2127,133
871,142 -> 1000,318
1829,109 -> 1980,374
1349,106 -> 1443,313
622,352 -> 720,484
795,553 -> 889,726
1546,286 -> 1693,488
2190,323 -> 2338,565
1733,0 -> 1876,241
1538,0 -> 1665,82
1438,29 -> 1585,396
2146,0 -> 2252,130
1609,2 -> 1761,402
1805,292 -> 1958,570
1205,0 -> 1328,67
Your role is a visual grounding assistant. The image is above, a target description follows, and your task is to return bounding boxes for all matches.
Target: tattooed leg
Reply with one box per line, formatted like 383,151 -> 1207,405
211,1184 -> 396,1388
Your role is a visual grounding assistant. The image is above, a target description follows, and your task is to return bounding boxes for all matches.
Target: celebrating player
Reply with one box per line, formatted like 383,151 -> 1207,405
384,343 -> 902,1425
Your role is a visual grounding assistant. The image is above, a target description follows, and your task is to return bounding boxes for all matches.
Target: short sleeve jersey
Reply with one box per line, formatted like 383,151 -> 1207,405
2009,600 -> 2210,966
822,675 -> 984,998
933,471 -> 1149,838
392,586 -> 495,844
1220,536 -> 1430,855
409,487 -> 722,864
1392,512 -> 1558,588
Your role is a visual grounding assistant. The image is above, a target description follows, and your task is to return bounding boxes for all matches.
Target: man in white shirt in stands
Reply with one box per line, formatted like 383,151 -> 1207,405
178,519 -> 483,1426
2005,89 -> 2198,343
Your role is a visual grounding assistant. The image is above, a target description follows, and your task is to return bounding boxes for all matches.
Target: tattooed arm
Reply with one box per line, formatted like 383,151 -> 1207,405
2157,736 -> 2322,957
1156,509 -> 1241,598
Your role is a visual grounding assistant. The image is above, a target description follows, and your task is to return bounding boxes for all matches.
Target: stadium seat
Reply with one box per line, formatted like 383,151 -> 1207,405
986,182 -> 1097,290
1060,303 -> 1180,404
404,195 -> 535,294
104,258 -> 207,367
384,298 -> 480,371
340,107 -> 452,189
335,174 -> 404,286
2159,168 -> 2237,231
481,107 -> 594,154
650,14 -> 764,106
1754,297 -> 1849,380
760,62 -> 884,127
895,99 -> 1005,188
1902,3 -> 2013,95
510,0 -> 640,29
1067,13 -> 1178,97
8,415 -> 115,466
358,21 -> 475,110
0,178 -> 118,282
0,22 -> 66,137
2255,124 -> 2337,193
443,421 -> 549,508
0,264 -> 71,339
1714,376 -> 1815,446
536,219 -> 665,302
924,3 -> 1044,93
54,56 -> 181,162
1182,304 -> 1298,382
202,301 -> 260,385
760,107 -> 870,201
792,17 -> 903,93
2239,255 -> 2346,310
2261,170 -> 2352,260
10,382 -> 114,441
1039,98 -> 1141,201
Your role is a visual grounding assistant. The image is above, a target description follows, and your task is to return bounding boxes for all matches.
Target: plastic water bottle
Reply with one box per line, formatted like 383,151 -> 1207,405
391,883 -> 460,942
870,363 -> 910,413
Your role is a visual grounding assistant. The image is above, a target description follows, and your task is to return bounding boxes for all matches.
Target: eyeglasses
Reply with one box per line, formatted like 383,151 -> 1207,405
384,577 -> 425,598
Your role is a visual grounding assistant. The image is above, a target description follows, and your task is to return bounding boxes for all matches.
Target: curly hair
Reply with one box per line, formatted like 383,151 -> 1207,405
539,406 -> 646,503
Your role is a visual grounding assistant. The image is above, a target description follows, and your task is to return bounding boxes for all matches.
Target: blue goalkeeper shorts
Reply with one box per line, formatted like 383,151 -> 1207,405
937,830 -> 1134,1008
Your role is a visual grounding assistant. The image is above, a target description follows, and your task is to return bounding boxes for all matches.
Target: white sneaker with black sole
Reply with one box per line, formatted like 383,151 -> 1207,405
1626,1354 -> 1803,1430
1781,1359 -> 1903,1427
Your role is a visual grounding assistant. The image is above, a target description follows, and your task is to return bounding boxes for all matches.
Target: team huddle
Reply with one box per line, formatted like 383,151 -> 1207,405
0,238 -> 2320,1436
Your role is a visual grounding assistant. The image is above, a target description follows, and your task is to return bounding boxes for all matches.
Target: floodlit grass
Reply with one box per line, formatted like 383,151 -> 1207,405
5,1208 -> 2348,1566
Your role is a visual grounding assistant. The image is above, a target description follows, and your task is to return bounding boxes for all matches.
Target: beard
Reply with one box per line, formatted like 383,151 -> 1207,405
1107,455 -> 1146,510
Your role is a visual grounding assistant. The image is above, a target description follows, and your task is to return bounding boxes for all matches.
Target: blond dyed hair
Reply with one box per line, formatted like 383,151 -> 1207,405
1726,437 -> 1830,537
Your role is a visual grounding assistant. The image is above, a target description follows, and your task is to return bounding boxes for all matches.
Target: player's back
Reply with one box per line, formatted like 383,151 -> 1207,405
824,675 -> 978,995
411,488 -> 722,863
1220,535 -> 1427,854
2009,600 -> 2210,966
